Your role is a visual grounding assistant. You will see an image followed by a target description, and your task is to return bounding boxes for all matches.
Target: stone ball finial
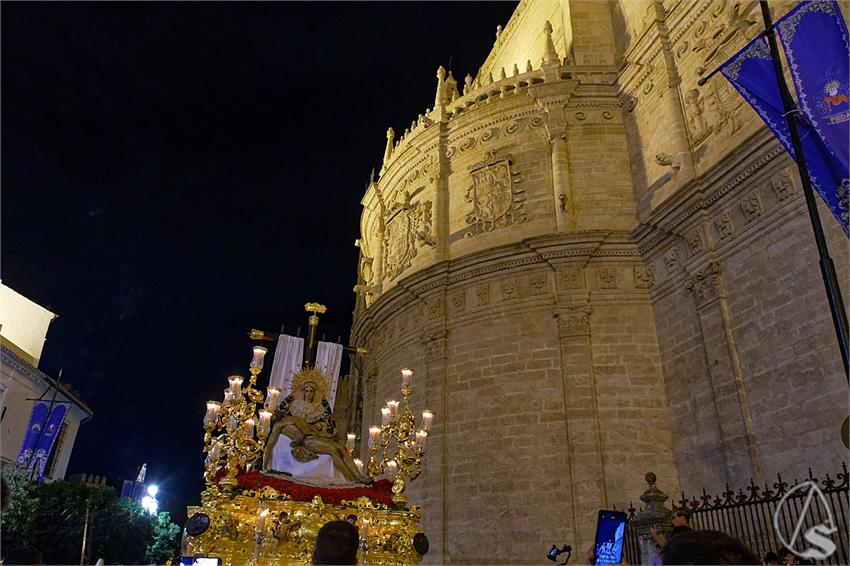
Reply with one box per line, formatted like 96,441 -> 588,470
437,65 -> 446,80
544,20 -> 553,35
386,127 -> 395,140
645,471 -> 657,485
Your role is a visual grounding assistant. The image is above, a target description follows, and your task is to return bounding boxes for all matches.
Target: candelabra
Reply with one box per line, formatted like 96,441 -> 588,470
202,345 -> 282,497
367,368 -> 434,506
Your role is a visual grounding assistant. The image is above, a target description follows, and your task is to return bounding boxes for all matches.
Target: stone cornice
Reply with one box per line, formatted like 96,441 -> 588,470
634,127 -> 783,254
1,346 -> 94,418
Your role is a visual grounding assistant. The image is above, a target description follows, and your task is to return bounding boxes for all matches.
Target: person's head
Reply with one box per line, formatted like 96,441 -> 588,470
302,383 -> 317,403
313,520 -> 359,565
661,530 -> 760,565
764,550 -> 780,564
3,545 -> 44,565
672,509 -> 691,527
779,549 -> 796,565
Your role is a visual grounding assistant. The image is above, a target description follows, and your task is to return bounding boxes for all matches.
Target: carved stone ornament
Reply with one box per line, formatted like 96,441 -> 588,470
771,172 -> 796,201
634,264 -> 656,289
464,150 -> 527,237
476,285 -> 490,306
714,209 -> 735,239
740,191 -> 763,222
530,273 -> 548,295
685,262 -> 724,307
383,192 -> 435,279
559,265 -> 583,290
686,227 -> 705,254
501,278 -> 519,300
450,290 -> 466,313
598,267 -> 618,289
554,306 -> 591,337
664,248 -> 680,272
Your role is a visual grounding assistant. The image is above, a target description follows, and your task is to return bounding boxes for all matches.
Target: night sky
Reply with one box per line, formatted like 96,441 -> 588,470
2,3 -> 519,519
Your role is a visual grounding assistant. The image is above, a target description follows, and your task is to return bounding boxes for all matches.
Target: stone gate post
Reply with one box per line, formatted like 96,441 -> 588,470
631,472 -> 672,565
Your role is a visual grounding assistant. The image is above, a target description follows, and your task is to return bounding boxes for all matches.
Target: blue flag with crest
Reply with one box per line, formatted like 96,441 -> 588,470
719,1 -> 849,235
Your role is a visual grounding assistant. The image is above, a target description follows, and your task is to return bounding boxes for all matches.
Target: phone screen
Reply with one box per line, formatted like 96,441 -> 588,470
594,510 -> 627,566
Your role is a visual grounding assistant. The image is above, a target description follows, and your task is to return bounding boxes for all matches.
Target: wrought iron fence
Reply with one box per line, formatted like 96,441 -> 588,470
622,464 -> 849,565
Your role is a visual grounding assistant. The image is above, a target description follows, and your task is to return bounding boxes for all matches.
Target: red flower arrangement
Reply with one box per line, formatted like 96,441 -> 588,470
215,469 -> 395,507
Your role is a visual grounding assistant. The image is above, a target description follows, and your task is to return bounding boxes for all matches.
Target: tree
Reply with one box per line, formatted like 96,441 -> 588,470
0,474 -> 182,565
146,511 -> 182,564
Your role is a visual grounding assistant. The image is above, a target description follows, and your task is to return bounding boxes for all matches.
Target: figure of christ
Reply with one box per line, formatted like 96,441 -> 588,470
262,370 -> 368,484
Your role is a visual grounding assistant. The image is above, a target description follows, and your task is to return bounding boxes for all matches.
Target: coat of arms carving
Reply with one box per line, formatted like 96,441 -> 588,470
383,191 -> 435,280
464,150 -> 526,237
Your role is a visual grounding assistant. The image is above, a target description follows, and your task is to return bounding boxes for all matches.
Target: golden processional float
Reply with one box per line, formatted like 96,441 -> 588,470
183,303 -> 434,565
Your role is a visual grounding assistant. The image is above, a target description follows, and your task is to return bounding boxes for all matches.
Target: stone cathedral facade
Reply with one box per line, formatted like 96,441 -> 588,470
346,0 -> 849,563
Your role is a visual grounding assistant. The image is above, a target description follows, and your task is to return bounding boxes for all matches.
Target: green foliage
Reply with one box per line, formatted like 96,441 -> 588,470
146,512 -> 182,564
1,473 -> 182,565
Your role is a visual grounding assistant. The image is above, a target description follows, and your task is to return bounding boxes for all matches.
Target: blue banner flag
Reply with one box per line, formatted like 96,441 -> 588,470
16,400 -> 50,469
719,9 -> 849,236
33,402 -> 70,480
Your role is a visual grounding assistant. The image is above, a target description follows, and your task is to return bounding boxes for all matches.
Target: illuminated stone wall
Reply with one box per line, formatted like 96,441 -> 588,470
349,0 -> 849,563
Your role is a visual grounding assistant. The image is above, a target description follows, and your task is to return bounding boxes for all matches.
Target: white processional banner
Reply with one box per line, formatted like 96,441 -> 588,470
268,334 -> 304,396
316,341 -> 344,409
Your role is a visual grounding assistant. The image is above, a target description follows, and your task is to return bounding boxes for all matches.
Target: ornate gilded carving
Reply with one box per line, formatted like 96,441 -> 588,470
554,306 -> 591,337
740,191 -> 763,222
634,264 -> 656,289
686,261 -> 724,307
714,209 -> 735,239
598,267 -> 618,289
464,150 -> 527,237
501,278 -> 518,300
384,192 -> 435,280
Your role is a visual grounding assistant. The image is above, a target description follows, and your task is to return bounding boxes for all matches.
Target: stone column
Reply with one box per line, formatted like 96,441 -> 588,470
555,305 -> 607,551
685,261 -> 763,486
631,472 -> 673,566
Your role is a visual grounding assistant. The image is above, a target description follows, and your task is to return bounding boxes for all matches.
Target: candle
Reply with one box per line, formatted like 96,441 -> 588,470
416,429 -> 428,449
250,346 -> 268,371
386,459 -> 398,478
257,508 -> 269,532
264,386 -> 281,411
346,433 -> 356,451
387,400 -> 399,417
422,409 -> 434,431
203,401 -> 221,428
401,368 -> 413,388
242,418 -> 255,438
368,426 -> 381,448
381,406 -> 391,425
228,375 -> 244,400
258,410 -> 272,437
354,458 -> 364,473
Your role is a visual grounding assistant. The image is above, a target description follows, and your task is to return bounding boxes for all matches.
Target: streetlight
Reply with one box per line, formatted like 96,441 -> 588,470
141,484 -> 159,515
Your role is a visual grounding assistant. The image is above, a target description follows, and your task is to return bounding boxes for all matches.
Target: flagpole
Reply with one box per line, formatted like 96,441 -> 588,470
759,0 -> 849,380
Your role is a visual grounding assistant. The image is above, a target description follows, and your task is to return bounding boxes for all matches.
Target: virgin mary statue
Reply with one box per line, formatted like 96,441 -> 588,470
262,368 -> 367,484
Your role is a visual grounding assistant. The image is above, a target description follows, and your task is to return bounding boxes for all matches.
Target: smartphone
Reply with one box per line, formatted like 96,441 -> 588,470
594,510 -> 628,566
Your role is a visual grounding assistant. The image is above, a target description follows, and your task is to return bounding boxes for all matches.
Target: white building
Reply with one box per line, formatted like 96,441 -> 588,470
0,283 -> 92,480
